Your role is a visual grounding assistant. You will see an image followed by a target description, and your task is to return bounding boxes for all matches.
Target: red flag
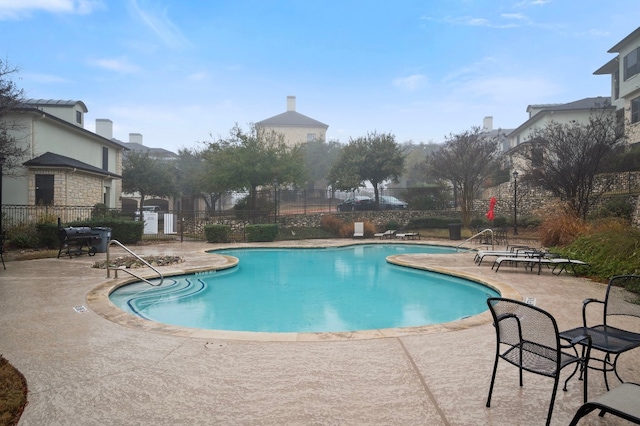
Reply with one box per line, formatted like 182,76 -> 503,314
486,197 -> 496,222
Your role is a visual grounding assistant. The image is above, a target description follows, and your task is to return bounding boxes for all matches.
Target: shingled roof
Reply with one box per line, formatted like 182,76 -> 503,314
23,152 -> 122,178
256,110 -> 328,128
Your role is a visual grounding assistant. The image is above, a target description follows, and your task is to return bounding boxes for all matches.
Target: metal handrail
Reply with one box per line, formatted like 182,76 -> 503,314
106,239 -> 164,286
455,228 -> 494,251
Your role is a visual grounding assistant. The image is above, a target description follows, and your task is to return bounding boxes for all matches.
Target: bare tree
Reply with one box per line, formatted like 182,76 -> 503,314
0,58 -> 29,175
427,127 -> 501,227
519,105 -> 625,219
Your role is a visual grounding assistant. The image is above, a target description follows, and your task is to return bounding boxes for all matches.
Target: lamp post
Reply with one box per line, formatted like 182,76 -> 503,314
512,170 -> 519,236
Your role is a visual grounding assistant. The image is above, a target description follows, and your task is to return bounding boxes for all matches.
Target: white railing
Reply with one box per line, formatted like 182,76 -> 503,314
455,228 -> 494,251
106,239 -> 164,286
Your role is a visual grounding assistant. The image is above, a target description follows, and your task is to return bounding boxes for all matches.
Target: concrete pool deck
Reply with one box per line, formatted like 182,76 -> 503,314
1,239 -> 638,425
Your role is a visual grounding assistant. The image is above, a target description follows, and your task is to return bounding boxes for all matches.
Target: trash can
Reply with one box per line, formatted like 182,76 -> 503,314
448,223 -> 462,240
91,227 -> 112,253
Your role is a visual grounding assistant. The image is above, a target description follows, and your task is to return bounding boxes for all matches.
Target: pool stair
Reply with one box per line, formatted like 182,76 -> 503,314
105,239 -> 164,286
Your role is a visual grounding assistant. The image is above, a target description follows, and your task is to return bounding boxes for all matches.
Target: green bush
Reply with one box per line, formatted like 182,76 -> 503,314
553,224 -> 640,281
36,223 -> 60,249
407,217 -> 456,229
68,218 -> 143,244
469,217 -> 486,228
204,224 -> 231,243
590,196 -> 634,222
7,224 -> 39,249
275,226 -> 335,240
245,224 -> 279,242
384,220 -> 400,231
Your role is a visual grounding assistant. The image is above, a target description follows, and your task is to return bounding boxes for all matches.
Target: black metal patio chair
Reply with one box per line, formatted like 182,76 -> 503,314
560,274 -> 640,391
486,297 -> 591,426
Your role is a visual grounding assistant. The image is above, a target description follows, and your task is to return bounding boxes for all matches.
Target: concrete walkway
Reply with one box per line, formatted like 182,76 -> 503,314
1,239 -> 637,425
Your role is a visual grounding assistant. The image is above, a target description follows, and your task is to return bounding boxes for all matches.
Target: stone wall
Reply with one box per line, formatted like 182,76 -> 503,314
29,169 -> 104,207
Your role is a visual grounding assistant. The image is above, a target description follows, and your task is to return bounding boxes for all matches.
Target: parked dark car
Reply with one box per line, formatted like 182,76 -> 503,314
379,196 -> 408,210
336,196 -> 374,211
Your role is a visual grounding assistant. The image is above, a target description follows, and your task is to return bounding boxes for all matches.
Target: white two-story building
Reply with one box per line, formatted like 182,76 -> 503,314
3,99 -> 126,209
594,26 -> 640,145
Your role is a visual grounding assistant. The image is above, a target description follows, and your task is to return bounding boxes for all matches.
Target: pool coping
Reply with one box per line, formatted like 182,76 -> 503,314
86,243 -> 521,342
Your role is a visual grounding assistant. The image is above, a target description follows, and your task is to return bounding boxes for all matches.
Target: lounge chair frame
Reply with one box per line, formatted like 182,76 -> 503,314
569,382 -> 640,425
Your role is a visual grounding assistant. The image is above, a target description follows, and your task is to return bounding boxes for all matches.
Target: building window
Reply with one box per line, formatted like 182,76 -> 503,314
632,97 -> 640,124
102,147 -> 109,170
531,146 -> 544,168
307,133 -> 316,142
624,47 -> 639,81
35,174 -> 54,205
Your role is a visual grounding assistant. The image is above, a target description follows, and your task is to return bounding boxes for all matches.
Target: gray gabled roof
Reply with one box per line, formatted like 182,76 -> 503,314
24,98 -> 88,112
23,152 -> 122,178
528,97 -> 611,113
122,142 -> 178,159
608,26 -> 640,53
509,96 -> 613,142
256,111 -> 328,129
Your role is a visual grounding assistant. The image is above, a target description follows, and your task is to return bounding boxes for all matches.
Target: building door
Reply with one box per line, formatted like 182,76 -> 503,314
35,174 -> 54,205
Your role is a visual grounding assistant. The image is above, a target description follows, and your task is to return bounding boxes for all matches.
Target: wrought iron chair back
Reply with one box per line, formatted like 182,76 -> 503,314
486,297 -> 590,426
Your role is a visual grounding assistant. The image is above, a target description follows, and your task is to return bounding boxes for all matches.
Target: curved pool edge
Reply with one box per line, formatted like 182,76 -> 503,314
86,245 -> 521,342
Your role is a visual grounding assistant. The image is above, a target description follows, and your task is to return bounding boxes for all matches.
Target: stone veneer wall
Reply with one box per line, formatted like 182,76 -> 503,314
479,173 -> 640,227
28,169 -> 104,207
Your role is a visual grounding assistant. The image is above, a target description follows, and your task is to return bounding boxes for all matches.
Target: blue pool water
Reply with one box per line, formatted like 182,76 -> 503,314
109,244 -> 498,333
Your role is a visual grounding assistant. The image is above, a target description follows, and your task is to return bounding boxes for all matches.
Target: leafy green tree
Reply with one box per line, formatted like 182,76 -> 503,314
176,147 -> 224,214
122,150 -> 179,216
519,105 -> 625,219
202,124 -> 306,211
427,127 -> 500,227
0,59 -> 29,175
328,131 -> 405,206
304,138 -> 342,190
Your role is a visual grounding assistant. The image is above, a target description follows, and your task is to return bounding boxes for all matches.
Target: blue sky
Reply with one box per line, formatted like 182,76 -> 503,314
1,1 -> 639,152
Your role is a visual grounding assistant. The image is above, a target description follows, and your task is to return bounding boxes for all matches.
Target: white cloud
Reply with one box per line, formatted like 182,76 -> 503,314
129,0 -> 191,49
187,71 -> 209,82
392,74 -> 428,91
23,72 -> 69,84
0,0 -> 103,20
88,57 -> 140,74
501,13 -> 527,20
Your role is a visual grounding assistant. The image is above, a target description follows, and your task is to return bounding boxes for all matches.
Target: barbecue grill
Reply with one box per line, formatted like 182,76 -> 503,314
57,226 -> 100,258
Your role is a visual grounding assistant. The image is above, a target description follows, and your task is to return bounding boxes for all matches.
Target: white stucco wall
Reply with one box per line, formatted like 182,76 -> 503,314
2,110 -> 123,207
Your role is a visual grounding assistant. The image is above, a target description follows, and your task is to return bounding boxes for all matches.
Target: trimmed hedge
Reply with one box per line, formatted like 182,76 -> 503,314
37,218 -> 144,248
204,224 -> 231,243
407,217 -> 459,229
245,224 -> 279,242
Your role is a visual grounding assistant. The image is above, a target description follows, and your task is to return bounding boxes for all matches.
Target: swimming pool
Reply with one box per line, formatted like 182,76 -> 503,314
109,244 -> 499,333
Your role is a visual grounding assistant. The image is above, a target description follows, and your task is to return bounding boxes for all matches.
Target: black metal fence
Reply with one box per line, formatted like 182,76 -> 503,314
2,175 -> 639,243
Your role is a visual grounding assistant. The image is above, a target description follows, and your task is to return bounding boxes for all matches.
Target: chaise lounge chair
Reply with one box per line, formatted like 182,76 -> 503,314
492,252 -> 589,276
396,231 -> 420,240
353,222 -> 364,238
569,382 -> 640,425
474,245 -> 534,266
374,229 -> 396,239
